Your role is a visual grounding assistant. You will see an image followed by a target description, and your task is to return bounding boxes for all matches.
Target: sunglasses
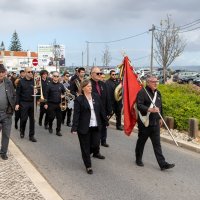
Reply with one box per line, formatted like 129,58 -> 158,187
65,75 -> 70,77
111,74 -> 116,76
53,75 -> 59,78
95,72 -> 103,76
27,71 -> 33,73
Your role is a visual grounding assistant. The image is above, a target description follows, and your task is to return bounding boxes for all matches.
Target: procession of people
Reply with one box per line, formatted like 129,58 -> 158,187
0,62 -> 175,174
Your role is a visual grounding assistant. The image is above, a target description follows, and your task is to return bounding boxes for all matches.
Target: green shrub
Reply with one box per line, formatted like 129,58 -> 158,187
158,84 -> 200,131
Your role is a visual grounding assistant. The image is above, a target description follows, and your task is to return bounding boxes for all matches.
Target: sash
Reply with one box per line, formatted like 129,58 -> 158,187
138,91 -> 157,127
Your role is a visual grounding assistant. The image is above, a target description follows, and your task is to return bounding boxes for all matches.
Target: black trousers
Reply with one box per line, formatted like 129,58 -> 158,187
78,127 -> 100,168
47,103 -> 62,132
15,110 -> 20,125
20,101 -> 35,137
100,124 -> 107,144
39,102 -> 49,126
61,108 -> 72,124
135,124 -> 166,168
113,101 -> 122,128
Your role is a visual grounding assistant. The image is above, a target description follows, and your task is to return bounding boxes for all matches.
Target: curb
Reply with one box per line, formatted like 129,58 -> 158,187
109,119 -> 200,154
9,139 -> 63,200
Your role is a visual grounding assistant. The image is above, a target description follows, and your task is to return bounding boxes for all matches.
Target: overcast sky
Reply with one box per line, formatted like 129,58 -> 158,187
1,0 -> 200,68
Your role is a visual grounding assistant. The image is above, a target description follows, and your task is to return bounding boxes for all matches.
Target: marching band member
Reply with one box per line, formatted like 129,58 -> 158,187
44,72 -> 65,136
14,70 -> 25,129
71,79 -> 108,174
90,67 -> 112,147
38,70 -> 51,129
70,67 -> 85,97
15,67 -> 37,142
61,71 -> 72,127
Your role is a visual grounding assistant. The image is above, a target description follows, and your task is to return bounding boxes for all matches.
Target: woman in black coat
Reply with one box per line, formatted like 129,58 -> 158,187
71,79 -> 108,174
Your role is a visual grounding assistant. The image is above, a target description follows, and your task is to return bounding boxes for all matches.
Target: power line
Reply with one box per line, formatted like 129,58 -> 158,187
179,26 -> 200,33
88,31 -> 149,44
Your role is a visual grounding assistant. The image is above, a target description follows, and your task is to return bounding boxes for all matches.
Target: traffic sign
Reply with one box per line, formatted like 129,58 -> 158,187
32,58 -> 38,66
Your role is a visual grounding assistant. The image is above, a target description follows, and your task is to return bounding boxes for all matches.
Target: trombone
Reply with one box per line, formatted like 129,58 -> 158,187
34,76 -> 47,103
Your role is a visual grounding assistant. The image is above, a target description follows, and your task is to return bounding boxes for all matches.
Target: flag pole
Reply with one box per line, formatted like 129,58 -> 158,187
129,63 -> 179,147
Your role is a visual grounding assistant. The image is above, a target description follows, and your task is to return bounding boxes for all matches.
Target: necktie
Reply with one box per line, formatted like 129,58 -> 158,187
96,81 -> 101,95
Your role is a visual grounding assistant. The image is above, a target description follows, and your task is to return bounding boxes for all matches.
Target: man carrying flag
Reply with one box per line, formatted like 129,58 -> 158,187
135,75 -> 175,170
122,56 -> 175,171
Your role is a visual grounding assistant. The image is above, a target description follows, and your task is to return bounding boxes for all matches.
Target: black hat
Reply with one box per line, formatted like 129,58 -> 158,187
0,64 -> 6,72
40,70 -> 48,76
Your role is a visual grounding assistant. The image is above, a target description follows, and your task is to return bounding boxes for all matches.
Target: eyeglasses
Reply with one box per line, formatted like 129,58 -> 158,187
0,71 -> 5,73
27,71 -> 33,73
149,81 -> 158,83
65,75 -> 70,77
95,72 -> 103,76
111,74 -> 116,76
53,75 -> 59,78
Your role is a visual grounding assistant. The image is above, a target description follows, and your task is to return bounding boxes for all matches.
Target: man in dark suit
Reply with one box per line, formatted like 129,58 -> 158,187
135,75 -> 175,170
90,67 -> 112,147
0,64 -> 16,160
106,70 -> 123,130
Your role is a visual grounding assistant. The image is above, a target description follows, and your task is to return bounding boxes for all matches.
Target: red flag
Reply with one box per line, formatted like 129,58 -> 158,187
123,56 -> 142,136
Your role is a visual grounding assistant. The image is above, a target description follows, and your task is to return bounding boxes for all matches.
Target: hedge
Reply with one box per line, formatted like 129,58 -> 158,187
158,84 -> 200,131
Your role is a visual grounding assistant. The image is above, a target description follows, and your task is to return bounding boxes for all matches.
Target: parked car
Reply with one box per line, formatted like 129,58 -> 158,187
176,71 -> 198,83
193,77 -> 200,86
178,73 -> 200,84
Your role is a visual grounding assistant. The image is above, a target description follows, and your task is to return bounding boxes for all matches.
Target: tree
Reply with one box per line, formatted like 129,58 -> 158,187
102,45 -> 112,67
9,30 -> 22,51
154,16 -> 186,83
0,41 -> 5,50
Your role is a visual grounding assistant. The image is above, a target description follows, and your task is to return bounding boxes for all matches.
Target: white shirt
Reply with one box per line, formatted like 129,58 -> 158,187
88,99 -> 97,127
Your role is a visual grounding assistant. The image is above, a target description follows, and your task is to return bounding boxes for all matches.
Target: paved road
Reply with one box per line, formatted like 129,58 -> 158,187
11,117 -> 200,200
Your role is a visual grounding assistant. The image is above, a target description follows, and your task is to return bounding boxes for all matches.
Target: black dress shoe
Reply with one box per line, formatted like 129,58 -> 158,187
39,122 -> 42,126
49,128 -> 53,134
86,168 -> 93,174
1,154 -> 8,160
93,153 -> 105,159
101,143 -> 109,147
66,123 -> 72,127
56,131 -> 62,136
161,163 -> 175,171
136,160 -> 144,167
44,125 -> 49,130
29,137 -> 37,142
20,132 -> 24,138
116,126 -> 123,131
15,123 -> 18,129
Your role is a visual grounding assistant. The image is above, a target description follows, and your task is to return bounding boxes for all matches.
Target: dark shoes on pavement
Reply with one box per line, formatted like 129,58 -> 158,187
49,128 -> 53,134
20,131 -> 24,138
116,126 -> 123,131
1,154 -> 8,160
161,163 -> 175,171
29,136 -> 37,142
136,160 -> 144,167
44,125 -> 49,130
86,167 -> 93,174
93,153 -> 105,159
66,123 -> 72,127
39,121 -> 42,126
56,131 -> 62,136
15,123 -> 18,129
101,143 -> 109,147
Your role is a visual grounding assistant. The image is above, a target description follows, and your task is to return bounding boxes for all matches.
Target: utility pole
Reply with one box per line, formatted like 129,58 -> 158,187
86,41 -> 89,69
149,24 -> 155,75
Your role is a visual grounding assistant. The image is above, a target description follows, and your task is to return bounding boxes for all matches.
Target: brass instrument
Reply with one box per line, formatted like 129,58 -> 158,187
74,78 -> 82,96
60,87 -> 75,111
34,76 -> 46,103
114,82 -> 122,101
114,64 -> 124,101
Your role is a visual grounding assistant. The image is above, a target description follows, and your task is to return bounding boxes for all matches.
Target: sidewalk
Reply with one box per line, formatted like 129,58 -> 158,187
109,118 -> 200,153
0,134 -> 63,200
